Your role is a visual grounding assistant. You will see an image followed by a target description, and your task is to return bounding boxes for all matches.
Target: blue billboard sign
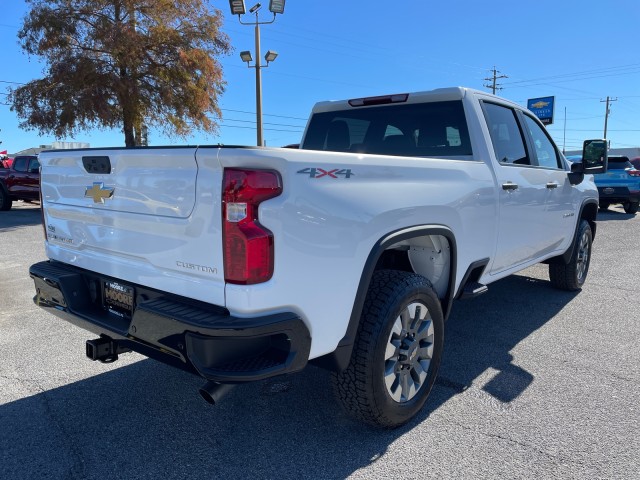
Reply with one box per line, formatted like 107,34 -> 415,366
527,96 -> 555,125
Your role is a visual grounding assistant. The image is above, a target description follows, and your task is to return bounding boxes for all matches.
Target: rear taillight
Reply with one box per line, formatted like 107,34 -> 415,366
627,169 -> 640,177
222,168 -> 282,285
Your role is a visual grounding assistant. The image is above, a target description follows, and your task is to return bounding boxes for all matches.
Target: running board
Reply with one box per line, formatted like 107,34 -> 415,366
460,282 -> 488,299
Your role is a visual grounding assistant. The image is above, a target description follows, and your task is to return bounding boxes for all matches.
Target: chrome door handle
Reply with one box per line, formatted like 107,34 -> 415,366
546,182 -> 559,189
502,182 -> 518,191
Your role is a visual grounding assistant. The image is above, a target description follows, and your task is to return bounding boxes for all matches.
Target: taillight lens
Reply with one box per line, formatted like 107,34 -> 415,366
627,169 -> 640,177
222,168 -> 282,285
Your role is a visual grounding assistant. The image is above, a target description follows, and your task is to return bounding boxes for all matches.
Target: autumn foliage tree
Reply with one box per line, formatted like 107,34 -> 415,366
9,0 -> 231,147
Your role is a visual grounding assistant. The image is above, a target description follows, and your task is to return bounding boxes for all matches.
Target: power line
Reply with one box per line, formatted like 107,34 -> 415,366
224,117 -> 304,129
221,108 -> 306,121
503,63 -> 640,87
549,128 -> 640,132
221,124 -> 302,133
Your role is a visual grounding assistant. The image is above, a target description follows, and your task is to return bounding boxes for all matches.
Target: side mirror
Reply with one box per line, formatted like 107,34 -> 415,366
581,139 -> 608,174
568,162 -> 585,185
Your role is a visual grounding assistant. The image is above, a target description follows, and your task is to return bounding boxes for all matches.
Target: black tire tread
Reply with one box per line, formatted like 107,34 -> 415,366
623,201 -> 639,214
331,270 -> 442,428
0,187 -> 12,211
549,219 -> 591,291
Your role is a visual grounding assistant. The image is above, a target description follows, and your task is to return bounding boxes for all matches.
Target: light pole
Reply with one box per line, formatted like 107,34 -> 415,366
229,1 -> 285,147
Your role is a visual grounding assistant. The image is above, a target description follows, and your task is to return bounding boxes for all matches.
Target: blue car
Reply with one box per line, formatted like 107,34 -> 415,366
567,155 -> 640,214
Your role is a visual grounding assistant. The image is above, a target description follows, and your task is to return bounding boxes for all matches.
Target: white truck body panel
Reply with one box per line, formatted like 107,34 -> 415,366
36,87 -> 599,361
41,147 -> 227,307
219,147 -> 497,357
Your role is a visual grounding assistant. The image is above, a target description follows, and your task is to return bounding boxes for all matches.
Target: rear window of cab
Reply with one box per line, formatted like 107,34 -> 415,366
302,100 -> 473,158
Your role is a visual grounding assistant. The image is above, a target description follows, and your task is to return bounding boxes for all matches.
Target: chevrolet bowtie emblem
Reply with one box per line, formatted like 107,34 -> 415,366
85,182 -> 115,203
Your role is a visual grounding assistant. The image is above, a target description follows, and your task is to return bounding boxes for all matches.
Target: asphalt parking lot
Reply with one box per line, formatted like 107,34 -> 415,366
1,201 -> 639,479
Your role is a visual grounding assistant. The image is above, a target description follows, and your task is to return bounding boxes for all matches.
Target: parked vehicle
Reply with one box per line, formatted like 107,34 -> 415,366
595,156 -> 639,213
29,87 -> 606,427
566,155 -> 639,214
630,157 -> 640,170
0,155 -> 40,210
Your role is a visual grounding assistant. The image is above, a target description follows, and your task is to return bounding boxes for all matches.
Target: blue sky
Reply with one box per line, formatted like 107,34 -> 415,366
1,0 -> 639,153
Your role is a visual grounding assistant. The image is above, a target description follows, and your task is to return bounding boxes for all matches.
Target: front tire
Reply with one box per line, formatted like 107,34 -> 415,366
623,201 -> 639,214
332,270 -> 444,428
549,219 -> 592,291
0,188 -> 12,211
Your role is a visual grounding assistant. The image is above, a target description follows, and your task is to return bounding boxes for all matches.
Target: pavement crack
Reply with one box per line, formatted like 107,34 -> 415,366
447,419 -> 574,465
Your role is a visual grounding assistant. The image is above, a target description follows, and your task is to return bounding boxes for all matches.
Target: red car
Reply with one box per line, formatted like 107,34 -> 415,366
0,155 -> 40,210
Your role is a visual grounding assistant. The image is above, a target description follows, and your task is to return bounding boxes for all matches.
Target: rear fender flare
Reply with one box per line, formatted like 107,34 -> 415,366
315,226 -> 457,372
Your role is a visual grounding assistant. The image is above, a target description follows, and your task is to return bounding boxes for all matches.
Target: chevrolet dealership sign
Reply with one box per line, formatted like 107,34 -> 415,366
527,96 -> 555,125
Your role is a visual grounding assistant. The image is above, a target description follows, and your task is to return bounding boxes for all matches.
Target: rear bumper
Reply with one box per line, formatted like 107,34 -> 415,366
29,260 -> 311,383
597,186 -> 640,204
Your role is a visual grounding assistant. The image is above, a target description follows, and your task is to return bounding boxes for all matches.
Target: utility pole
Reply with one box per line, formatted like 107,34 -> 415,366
600,96 -> 617,139
563,107 -> 567,154
484,66 -> 508,94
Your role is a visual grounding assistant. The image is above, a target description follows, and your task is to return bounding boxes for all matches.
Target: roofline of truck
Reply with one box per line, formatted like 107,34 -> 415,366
38,145 -> 259,154
309,86 -> 526,115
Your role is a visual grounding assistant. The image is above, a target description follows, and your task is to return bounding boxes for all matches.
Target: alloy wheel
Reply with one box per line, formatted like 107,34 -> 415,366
384,301 -> 434,403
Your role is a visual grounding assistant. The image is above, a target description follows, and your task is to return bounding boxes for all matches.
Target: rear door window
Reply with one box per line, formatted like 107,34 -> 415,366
482,103 -> 530,165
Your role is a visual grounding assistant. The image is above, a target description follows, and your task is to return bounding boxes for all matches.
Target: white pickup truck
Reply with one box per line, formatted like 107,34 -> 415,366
30,87 -> 607,427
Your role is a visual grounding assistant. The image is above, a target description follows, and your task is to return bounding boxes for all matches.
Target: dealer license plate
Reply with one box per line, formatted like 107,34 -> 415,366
104,281 -> 135,319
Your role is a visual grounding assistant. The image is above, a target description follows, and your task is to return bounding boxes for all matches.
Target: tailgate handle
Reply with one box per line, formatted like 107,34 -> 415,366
82,156 -> 112,174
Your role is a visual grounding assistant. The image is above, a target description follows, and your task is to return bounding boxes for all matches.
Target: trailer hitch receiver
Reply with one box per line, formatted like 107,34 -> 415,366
86,336 -> 131,363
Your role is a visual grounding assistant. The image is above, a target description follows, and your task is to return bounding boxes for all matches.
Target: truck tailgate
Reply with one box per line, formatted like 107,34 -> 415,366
39,147 -> 226,306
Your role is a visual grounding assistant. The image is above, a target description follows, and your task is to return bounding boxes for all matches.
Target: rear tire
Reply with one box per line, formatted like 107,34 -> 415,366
0,188 -> 12,211
623,201 -> 639,214
549,219 -> 592,291
598,202 -> 610,211
332,270 -> 444,428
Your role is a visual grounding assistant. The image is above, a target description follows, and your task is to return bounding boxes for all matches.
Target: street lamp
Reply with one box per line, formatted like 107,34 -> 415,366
229,1 -> 285,146
239,51 -> 253,63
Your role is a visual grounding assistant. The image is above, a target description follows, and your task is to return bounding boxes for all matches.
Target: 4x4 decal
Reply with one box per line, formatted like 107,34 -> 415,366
297,168 -> 354,179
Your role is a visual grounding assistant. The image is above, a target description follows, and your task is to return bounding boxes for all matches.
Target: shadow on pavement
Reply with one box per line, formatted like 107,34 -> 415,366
417,272 -> 579,423
0,203 -> 42,230
1,273 -> 578,479
596,208 -> 637,221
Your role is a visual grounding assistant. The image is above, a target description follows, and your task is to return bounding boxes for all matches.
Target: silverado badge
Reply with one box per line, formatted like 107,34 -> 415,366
85,182 -> 115,203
